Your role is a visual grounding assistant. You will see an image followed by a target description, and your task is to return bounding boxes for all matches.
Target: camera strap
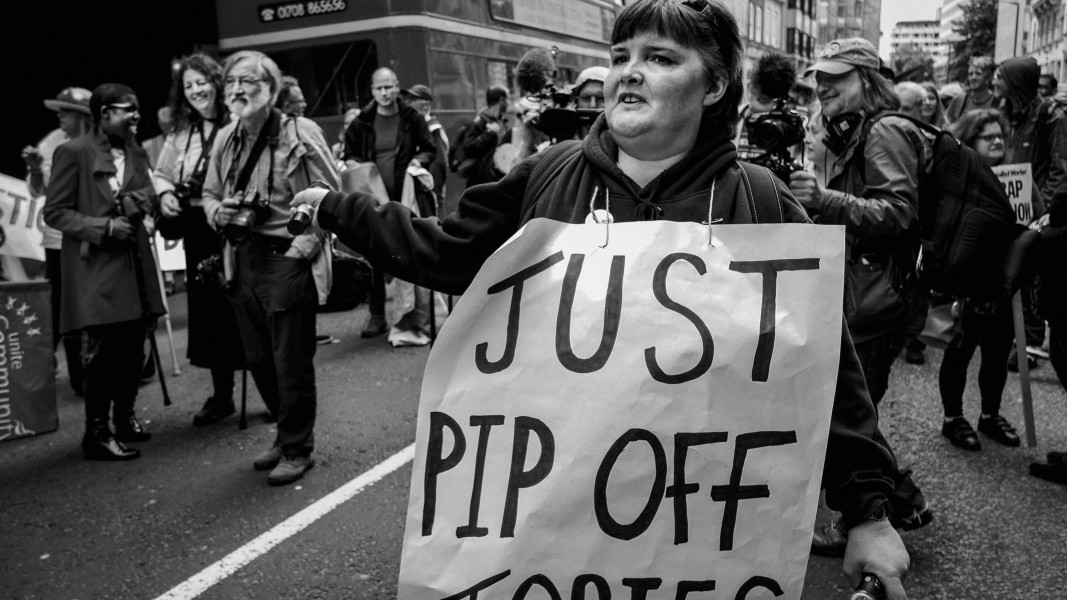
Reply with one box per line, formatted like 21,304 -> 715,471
229,108 -> 279,196
179,120 -> 220,182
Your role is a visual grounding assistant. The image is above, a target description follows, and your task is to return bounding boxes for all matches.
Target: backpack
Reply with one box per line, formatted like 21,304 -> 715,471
857,112 -> 1019,300
448,115 -> 483,177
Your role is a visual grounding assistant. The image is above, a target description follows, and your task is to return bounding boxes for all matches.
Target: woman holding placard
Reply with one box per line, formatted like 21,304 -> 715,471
936,108 -> 1021,451
293,0 -> 909,595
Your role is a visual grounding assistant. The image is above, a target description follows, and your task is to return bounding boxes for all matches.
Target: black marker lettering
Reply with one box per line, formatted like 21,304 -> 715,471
594,429 -> 667,540
645,253 -> 714,384
710,431 -> 797,551
457,415 -> 505,538
440,569 -> 511,600
734,576 -> 784,599
728,259 -> 819,382
476,252 -> 565,374
556,254 -> 625,373
423,412 -> 466,536
665,432 -> 728,544
676,580 -> 716,599
501,417 -> 555,537
572,574 -> 611,600
622,578 -> 662,600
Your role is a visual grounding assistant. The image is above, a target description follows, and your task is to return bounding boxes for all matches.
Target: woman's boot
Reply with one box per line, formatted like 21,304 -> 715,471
82,418 -> 140,461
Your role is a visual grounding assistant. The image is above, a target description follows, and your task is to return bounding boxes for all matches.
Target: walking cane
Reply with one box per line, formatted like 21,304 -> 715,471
238,369 -> 248,430
1011,291 -> 1037,447
118,202 -> 171,406
149,235 -> 182,376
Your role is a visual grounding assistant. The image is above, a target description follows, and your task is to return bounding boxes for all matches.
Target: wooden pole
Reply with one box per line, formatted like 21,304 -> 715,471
1011,291 -> 1037,447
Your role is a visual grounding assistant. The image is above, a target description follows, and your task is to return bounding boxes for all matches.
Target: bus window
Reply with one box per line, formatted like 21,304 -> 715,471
269,40 -> 378,118
430,51 -> 479,112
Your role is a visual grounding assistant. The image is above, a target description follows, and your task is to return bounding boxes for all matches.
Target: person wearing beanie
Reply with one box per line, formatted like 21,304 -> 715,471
994,56 -> 1067,369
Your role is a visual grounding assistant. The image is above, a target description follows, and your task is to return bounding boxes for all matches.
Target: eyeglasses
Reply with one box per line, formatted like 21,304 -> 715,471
223,77 -> 265,91
975,132 -> 1004,143
105,103 -> 139,114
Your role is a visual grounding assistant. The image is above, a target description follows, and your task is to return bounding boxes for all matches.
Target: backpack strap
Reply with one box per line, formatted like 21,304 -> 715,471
736,161 -> 785,224
522,140 -> 583,206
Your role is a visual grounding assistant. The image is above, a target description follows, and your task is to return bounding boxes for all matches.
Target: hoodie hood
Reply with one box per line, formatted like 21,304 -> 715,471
580,110 -> 738,219
999,57 -> 1040,112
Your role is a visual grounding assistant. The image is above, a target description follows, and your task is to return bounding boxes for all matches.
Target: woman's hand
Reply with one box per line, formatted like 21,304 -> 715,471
160,192 -> 183,218
788,170 -> 823,211
109,216 -> 135,241
842,519 -> 910,600
22,146 -> 43,171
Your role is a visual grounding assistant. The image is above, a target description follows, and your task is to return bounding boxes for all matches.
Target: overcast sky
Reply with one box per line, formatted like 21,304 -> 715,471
879,0 -> 941,58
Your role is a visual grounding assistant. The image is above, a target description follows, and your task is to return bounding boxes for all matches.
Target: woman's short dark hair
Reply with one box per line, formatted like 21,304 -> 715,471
168,53 -> 226,129
857,67 -> 900,114
950,108 -> 1008,150
611,0 -> 744,138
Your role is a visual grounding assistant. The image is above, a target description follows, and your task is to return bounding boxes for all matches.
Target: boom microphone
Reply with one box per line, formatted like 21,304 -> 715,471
516,48 -> 557,95
752,53 -> 796,100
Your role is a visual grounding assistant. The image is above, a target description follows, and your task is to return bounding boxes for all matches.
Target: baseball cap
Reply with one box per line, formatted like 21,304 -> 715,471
44,87 -> 92,114
573,66 -> 608,92
401,84 -> 433,102
804,38 -> 880,77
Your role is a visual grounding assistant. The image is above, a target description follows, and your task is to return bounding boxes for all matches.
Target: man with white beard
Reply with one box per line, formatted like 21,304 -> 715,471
201,50 -> 340,486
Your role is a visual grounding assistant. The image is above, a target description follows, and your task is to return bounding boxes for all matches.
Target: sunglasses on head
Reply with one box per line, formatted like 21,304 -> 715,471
105,103 -> 139,114
680,0 -> 712,15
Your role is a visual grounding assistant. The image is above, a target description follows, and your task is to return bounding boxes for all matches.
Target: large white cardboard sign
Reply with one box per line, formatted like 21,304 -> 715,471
0,173 -> 45,261
992,163 -> 1034,225
398,220 -> 846,599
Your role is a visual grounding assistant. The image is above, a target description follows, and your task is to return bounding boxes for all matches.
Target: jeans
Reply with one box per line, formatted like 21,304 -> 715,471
939,302 -> 1014,418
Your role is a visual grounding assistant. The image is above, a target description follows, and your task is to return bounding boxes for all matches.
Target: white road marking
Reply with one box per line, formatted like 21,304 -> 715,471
152,444 -> 416,600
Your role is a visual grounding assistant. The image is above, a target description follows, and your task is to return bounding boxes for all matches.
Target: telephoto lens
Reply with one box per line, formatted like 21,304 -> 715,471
288,204 -> 314,235
850,574 -> 887,600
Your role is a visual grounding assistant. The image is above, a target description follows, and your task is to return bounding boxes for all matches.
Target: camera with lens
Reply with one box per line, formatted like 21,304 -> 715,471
222,189 -> 272,244
172,155 -> 210,210
195,253 -> 228,289
743,53 -> 806,183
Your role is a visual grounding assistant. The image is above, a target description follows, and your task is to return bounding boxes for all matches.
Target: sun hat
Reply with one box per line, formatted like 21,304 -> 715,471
44,87 -> 92,114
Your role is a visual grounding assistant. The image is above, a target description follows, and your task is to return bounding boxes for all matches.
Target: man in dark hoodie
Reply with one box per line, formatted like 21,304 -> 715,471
460,85 -> 510,187
993,56 -> 1067,367
343,67 -> 436,338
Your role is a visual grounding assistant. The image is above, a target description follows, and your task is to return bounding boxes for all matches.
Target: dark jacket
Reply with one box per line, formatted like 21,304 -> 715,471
462,107 -> 505,185
999,57 -> 1067,216
814,113 -> 929,343
316,114 -> 896,528
342,98 -> 435,202
43,131 -> 165,333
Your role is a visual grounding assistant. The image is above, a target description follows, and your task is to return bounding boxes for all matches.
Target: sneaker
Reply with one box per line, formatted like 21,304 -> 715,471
941,417 -> 981,451
904,347 -> 925,365
268,454 -> 314,486
977,414 -> 1021,447
1007,351 -> 1038,372
810,518 -> 848,557
361,314 -> 388,339
891,501 -> 934,531
253,445 -> 284,471
1030,459 -> 1067,484
192,397 -> 236,427
1026,345 -> 1050,360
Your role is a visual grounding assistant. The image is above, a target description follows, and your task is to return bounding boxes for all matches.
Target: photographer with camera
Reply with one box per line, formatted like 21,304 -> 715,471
201,50 -> 340,486
788,38 -> 934,555
44,83 -> 166,461
737,53 -> 806,184
155,53 -> 246,427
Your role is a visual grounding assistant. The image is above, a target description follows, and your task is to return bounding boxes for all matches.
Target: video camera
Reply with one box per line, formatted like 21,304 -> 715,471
743,54 -> 805,183
516,46 -> 602,141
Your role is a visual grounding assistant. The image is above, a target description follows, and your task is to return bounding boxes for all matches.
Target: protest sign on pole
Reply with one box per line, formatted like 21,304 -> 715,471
0,281 -> 56,442
153,232 -> 186,272
0,173 -> 46,262
992,163 -> 1034,225
397,219 -> 846,599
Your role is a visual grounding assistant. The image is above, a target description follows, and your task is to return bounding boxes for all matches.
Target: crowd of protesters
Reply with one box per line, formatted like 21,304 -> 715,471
14,1 -> 1067,595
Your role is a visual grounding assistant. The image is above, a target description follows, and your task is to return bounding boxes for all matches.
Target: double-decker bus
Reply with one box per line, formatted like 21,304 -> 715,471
217,0 -> 617,203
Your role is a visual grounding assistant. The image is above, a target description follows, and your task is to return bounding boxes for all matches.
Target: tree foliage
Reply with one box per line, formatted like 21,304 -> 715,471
891,45 -> 936,82
948,0 -> 998,82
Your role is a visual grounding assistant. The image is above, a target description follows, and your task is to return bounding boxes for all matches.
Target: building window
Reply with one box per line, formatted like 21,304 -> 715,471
854,0 -> 863,17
